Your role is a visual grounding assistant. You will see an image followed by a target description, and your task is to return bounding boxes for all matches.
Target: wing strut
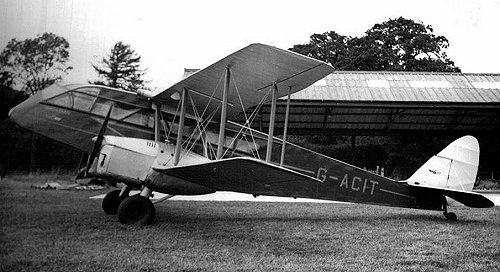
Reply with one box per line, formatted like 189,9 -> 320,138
174,88 -> 188,165
139,102 -> 163,198
153,103 -> 161,141
217,66 -> 230,160
266,84 -> 278,162
280,86 -> 292,166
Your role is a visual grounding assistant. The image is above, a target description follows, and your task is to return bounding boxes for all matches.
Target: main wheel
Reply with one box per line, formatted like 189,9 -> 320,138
117,195 -> 155,225
102,190 -> 124,215
444,212 -> 457,221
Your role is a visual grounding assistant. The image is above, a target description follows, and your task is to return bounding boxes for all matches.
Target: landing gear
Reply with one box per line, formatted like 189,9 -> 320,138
102,186 -> 130,215
442,197 -> 457,221
103,185 -> 156,225
444,212 -> 457,221
102,190 -> 122,215
117,195 -> 155,225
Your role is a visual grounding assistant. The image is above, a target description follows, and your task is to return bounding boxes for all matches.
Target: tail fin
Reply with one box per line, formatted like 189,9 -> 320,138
406,136 -> 479,191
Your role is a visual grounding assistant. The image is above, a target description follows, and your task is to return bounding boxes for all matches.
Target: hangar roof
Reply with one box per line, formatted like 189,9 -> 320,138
255,71 -> 500,136
293,72 -> 500,103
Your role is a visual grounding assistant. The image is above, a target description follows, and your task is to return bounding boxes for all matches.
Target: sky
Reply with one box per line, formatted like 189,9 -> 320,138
1,0 -> 499,91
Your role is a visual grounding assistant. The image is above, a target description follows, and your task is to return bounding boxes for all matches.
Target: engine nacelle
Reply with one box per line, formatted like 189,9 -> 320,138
90,136 -> 215,195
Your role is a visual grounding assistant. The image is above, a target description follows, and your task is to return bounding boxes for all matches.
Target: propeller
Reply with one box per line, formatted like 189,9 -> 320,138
76,106 -> 113,180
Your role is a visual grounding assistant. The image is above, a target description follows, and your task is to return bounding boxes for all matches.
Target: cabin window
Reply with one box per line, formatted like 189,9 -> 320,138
72,92 -> 97,112
89,97 -> 154,128
123,110 -> 155,128
91,98 -> 114,116
47,93 -> 72,107
110,103 -> 139,120
76,87 -> 100,97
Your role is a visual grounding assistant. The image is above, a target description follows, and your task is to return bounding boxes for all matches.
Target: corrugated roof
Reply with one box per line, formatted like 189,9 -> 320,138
181,69 -> 500,135
254,72 -> 500,136
292,71 -> 500,103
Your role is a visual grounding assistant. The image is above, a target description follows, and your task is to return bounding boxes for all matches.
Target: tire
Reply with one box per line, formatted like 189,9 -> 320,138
444,212 -> 457,221
117,195 -> 155,226
102,190 -> 123,215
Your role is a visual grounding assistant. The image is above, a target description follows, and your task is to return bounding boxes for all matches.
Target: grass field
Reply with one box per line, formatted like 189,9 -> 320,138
1,177 -> 499,272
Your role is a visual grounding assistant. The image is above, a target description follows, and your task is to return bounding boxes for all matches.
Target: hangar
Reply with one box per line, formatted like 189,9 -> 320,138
9,70 -> 500,170
254,71 -> 500,136
7,69 -> 500,178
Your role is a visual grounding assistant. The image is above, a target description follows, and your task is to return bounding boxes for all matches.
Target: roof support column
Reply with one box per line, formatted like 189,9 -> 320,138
217,66 -> 230,160
351,135 -> 356,165
280,87 -> 291,167
322,107 -> 330,136
266,84 -> 278,163
174,88 -> 188,166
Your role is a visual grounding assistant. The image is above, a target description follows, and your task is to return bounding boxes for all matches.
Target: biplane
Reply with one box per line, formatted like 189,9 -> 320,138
9,44 -> 494,225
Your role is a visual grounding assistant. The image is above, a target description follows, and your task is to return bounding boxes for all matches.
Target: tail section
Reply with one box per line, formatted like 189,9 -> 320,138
406,136 -> 479,191
406,136 -> 494,208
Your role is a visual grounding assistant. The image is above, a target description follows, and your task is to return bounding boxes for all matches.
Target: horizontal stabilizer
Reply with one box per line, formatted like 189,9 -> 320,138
407,182 -> 494,208
154,157 -> 322,198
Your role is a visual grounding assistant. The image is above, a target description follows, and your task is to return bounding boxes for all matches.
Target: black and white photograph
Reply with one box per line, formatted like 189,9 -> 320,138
1,0 -> 499,271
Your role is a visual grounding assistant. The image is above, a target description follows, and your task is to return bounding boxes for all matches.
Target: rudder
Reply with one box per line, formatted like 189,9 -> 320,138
406,136 -> 479,192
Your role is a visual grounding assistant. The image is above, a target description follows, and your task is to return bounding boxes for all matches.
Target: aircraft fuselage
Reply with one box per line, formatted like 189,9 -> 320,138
260,141 -> 444,211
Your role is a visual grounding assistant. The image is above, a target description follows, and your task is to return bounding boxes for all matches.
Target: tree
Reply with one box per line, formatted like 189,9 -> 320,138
289,17 -> 463,179
92,42 -> 146,92
0,32 -> 73,94
290,17 -> 460,72
289,31 -> 350,70
0,70 -> 14,88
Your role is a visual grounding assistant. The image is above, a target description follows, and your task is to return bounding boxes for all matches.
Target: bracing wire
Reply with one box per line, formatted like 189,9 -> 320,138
183,94 -> 212,156
199,72 -> 225,120
217,71 -> 272,160
221,89 -> 271,159
171,68 -> 278,162
450,161 -> 466,191
166,99 -> 182,141
159,109 -> 170,141
176,87 -> 222,162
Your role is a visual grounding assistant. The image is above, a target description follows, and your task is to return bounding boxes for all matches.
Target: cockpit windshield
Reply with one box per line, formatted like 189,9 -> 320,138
44,85 -> 155,129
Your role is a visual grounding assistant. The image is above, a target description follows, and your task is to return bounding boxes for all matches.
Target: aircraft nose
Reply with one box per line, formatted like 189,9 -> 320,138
8,91 -> 43,126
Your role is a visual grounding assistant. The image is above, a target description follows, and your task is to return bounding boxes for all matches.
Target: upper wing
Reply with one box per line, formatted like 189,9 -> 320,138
407,182 -> 494,208
153,157 -> 323,198
152,43 -> 334,120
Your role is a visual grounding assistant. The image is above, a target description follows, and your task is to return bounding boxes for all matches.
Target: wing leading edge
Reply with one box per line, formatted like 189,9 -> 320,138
152,43 -> 334,120
153,157 -> 324,199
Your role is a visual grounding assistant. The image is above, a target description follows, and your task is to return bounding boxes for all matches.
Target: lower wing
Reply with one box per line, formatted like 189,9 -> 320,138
153,157 -> 322,199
